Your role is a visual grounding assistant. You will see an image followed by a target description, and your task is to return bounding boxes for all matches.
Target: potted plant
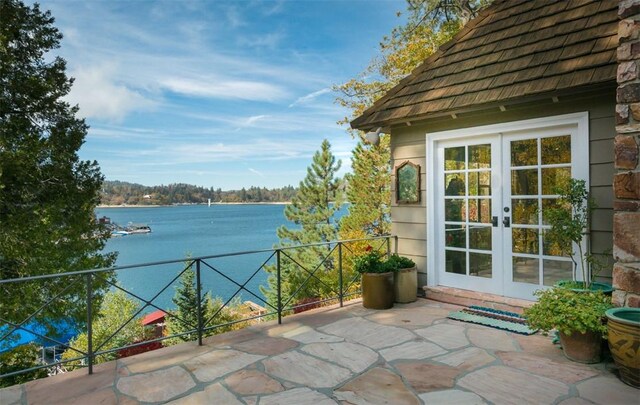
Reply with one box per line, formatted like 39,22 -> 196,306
544,178 -> 612,293
605,307 -> 640,388
524,287 -> 612,363
384,254 -> 417,303
354,247 -> 394,309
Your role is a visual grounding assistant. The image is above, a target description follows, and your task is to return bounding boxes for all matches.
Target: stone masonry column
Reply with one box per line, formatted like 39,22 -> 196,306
613,0 -> 640,307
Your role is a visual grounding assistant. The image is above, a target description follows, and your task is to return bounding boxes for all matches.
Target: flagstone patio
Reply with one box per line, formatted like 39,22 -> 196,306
2,299 -> 638,405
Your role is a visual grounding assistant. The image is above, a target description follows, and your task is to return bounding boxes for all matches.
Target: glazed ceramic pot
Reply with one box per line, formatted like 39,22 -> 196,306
361,272 -> 394,309
605,307 -> 640,388
394,266 -> 417,303
555,280 -> 614,295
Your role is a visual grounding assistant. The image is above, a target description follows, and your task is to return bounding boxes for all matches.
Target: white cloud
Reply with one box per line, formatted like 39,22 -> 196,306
161,78 -> 289,102
289,88 -> 332,107
249,168 -> 265,177
238,32 -> 285,49
66,64 -> 155,122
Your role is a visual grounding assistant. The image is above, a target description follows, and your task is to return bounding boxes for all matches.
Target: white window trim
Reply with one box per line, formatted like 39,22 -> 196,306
425,112 -> 590,289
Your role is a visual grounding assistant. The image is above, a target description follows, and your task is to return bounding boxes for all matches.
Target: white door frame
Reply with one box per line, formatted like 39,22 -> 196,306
426,112 -> 589,297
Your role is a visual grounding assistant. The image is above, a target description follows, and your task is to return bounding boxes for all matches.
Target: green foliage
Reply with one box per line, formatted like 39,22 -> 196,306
262,140 -> 344,309
164,266 -> 245,345
524,287 -> 612,337
0,0 -> 116,334
0,343 -> 48,388
354,249 -> 386,274
544,178 -> 599,288
100,180 -> 298,205
61,290 -> 147,369
383,254 -> 415,272
340,140 -> 391,238
354,250 -> 415,274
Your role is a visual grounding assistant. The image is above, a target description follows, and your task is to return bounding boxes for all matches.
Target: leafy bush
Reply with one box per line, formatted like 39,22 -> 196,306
353,247 -> 386,274
0,344 -> 48,387
383,254 -> 415,272
524,287 -> 612,336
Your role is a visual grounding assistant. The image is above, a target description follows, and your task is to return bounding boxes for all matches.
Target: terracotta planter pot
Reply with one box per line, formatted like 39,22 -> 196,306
394,266 -> 417,303
559,330 -> 602,364
361,272 -> 394,310
605,308 -> 640,388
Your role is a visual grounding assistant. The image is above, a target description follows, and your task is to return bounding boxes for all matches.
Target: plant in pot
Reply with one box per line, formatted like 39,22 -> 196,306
524,287 -> 613,363
384,254 -> 417,303
605,307 -> 640,388
544,178 -> 612,293
354,247 -> 394,309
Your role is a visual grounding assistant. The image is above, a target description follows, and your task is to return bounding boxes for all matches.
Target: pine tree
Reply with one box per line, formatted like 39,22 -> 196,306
165,266 -> 206,343
262,140 -> 343,311
340,139 -> 391,240
0,1 -> 115,332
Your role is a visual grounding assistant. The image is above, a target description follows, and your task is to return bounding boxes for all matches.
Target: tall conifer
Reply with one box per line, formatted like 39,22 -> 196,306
262,140 -> 343,310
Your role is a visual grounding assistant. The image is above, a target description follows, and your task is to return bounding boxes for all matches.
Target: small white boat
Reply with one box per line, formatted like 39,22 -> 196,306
126,224 -> 151,234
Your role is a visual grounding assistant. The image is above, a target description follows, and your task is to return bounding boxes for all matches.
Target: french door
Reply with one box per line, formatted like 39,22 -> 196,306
435,125 -> 584,300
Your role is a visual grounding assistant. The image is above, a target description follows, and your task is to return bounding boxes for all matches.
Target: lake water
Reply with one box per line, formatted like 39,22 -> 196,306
96,204 -> 344,312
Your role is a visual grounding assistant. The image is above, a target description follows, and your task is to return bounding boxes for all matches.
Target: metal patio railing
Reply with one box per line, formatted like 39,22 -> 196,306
0,235 -> 396,381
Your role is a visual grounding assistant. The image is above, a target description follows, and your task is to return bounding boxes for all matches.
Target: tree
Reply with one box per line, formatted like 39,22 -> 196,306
164,265 -> 245,345
340,139 -> 391,240
0,1 -> 115,335
61,290 -> 147,369
334,0 -> 490,238
262,140 -> 343,310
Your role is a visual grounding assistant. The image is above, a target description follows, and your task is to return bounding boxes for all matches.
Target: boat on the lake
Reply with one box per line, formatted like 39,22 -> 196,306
125,223 -> 152,234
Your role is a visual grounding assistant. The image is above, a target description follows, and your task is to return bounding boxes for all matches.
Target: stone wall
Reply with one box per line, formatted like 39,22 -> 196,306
613,0 -> 640,307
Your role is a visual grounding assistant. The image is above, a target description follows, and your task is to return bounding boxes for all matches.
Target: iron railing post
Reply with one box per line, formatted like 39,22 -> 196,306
394,235 -> 399,254
387,236 -> 392,259
85,273 -> 93,375
276,249 -> 282,324
196,259 -> 203,346
338,242 -> 343,307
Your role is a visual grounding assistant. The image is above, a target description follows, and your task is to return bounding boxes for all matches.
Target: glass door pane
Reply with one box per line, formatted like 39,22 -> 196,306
506,134 -> 574,293
443,143 -> 494,280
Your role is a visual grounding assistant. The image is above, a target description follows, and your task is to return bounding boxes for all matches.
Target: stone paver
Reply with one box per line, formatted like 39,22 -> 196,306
166,383 -> 242,405
0,385 -> 22,404
116,366 -> 196,403
458,365 -> 569,405
433,347 -> 495,370
418,389 -> 488,404
301,341 -> 378,373
497,351 -> 600,384
231,336 -> 298,355
379,340 -> 447,361
7,299 -> 632,405
335,367 -> 420,405
25,361 -> 115,404
319,317 -> 415,349
395,362 -> 461,393
259,387 -> 337,405
224,369 -> 284,395
467,328 -> 519,351
415,323 -> 470,349
183,349 -> 265,382
365,307 -> 448,327
576,376 -> 640,405
262,350 -> 352,388
281,325 -> 344,344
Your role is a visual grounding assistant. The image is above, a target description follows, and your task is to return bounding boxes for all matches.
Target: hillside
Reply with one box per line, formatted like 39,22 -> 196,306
100,181 -> 297,206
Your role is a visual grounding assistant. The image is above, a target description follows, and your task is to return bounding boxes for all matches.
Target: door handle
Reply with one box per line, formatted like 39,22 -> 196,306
492,216 -> 499,227
503,216 -> 510,227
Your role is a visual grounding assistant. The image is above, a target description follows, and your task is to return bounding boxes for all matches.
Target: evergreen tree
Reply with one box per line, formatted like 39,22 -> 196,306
262,140 -> 343,311
340,139 -> 391,240
0,1 -> 115,330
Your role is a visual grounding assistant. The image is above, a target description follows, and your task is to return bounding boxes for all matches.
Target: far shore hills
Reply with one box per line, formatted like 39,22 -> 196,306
98,202 -> 292,208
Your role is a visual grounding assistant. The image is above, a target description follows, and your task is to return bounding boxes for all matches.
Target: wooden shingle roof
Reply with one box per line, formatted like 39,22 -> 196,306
351,0 -> 618,130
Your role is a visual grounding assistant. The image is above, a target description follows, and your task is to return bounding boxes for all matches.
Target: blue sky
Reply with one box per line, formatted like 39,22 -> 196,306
38,0 -> 405,189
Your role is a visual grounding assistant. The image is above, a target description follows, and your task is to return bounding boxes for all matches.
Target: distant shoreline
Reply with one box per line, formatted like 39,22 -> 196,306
97,202 -> 292,208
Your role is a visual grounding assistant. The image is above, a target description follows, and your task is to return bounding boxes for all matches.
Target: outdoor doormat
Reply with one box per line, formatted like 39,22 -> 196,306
447,306 -> 538,335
